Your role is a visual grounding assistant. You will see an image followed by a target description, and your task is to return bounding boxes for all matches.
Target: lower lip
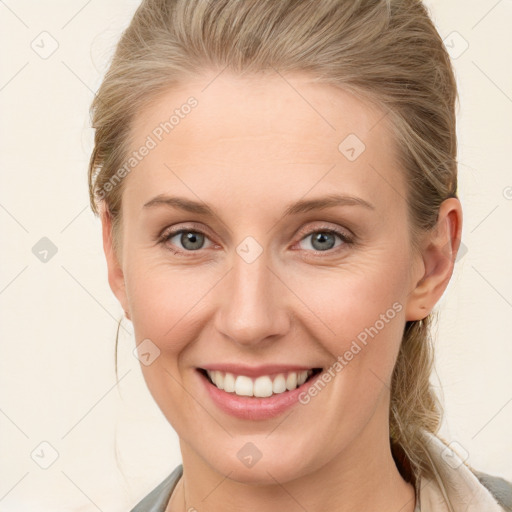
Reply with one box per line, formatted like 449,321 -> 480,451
197,369 -> 322,420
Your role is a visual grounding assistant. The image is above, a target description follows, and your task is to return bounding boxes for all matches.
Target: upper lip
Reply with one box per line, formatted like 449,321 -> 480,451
199,363 -> 322,378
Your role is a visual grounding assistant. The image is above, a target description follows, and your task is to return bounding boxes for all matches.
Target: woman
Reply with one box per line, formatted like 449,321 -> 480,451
87,0 -> 512,511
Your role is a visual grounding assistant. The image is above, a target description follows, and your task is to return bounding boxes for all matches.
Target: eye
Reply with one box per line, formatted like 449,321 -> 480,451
157,223 -> 354,257
158,227 -> 215,255
295,226 -> 353,253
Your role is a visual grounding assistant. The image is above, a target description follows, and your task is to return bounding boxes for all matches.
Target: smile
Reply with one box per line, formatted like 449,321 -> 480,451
202,368 -> 323,398
196,363 -> 325,419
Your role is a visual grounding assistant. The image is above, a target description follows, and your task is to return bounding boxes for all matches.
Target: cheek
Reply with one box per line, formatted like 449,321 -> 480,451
290,253 -> 408,335
287,257 -> 408,389
287,271 -> 406,442
123,261 -> 218,430
124,258 -> 221,349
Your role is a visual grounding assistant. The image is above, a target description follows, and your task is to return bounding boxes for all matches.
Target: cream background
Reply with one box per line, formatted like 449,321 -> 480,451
0,1 -> 511,510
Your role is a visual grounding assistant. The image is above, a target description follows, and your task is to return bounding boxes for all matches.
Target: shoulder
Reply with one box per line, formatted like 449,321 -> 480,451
471,469 -> 512,512
129,464 -> 183,512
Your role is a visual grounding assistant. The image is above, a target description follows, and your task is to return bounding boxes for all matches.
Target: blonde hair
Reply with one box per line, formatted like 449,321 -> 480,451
88,0 -> 459,499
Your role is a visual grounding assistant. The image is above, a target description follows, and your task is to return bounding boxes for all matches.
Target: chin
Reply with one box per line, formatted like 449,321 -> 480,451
201,440 -> 324,486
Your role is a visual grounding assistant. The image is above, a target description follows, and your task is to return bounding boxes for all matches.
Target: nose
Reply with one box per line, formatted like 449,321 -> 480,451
213,248 -> 291,348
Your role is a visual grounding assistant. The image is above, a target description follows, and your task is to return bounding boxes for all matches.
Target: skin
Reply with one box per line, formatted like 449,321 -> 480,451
101,70 -> 462,512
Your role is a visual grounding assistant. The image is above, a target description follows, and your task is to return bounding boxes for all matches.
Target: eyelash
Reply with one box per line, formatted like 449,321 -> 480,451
157,223 -> 354,257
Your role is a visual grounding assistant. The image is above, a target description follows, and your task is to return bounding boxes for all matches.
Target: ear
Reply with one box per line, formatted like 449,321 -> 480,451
405,197 -> 463,321
100,204 -> 131,321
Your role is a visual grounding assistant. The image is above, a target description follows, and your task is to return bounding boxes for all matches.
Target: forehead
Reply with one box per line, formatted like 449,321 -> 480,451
123,71 -> 404,215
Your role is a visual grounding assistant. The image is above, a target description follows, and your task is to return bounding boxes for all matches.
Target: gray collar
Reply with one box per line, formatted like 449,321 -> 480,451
130,464 -> 183,512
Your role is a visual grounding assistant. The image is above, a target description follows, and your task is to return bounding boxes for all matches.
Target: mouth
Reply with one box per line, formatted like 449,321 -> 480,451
197,367 -> 323,398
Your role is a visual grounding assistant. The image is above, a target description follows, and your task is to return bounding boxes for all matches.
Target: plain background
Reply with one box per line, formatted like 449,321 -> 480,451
1,0 -> 511,510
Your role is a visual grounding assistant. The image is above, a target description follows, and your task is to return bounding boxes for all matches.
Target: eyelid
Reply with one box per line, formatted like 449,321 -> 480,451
295,223 -> 354,243
158,221 -> 214,241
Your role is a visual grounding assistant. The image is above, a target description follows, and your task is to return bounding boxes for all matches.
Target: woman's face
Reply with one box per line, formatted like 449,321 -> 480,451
105,71 -> 428,483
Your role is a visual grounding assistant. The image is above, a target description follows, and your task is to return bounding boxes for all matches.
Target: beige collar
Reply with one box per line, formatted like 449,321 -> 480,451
416,432 -> 506,511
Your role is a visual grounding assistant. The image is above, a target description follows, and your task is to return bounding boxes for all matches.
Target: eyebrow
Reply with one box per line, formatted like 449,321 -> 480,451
143,193 -> 375,216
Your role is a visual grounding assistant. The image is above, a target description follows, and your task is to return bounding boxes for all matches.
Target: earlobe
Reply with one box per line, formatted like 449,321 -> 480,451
405,197 -> 463,321
100,205 -> 130,319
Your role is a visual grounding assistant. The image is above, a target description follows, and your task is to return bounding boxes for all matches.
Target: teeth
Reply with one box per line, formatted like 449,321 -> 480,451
272,374 -> 287,394
214,370 -> 224,390
205,369 -> 315,397
286,372 -> 297,390
254,376 -> 273,397
297,370 -> 308,386
235,375 -> 253,396
223,372 -> 235,392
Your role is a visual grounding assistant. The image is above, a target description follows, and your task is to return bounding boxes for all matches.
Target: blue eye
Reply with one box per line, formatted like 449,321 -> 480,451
298,230 -> 348,252
158,225 -> 353,257
161,229 -> 213,253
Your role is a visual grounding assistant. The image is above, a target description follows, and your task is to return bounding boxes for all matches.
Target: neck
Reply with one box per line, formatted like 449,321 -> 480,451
167,405 -> 416,512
